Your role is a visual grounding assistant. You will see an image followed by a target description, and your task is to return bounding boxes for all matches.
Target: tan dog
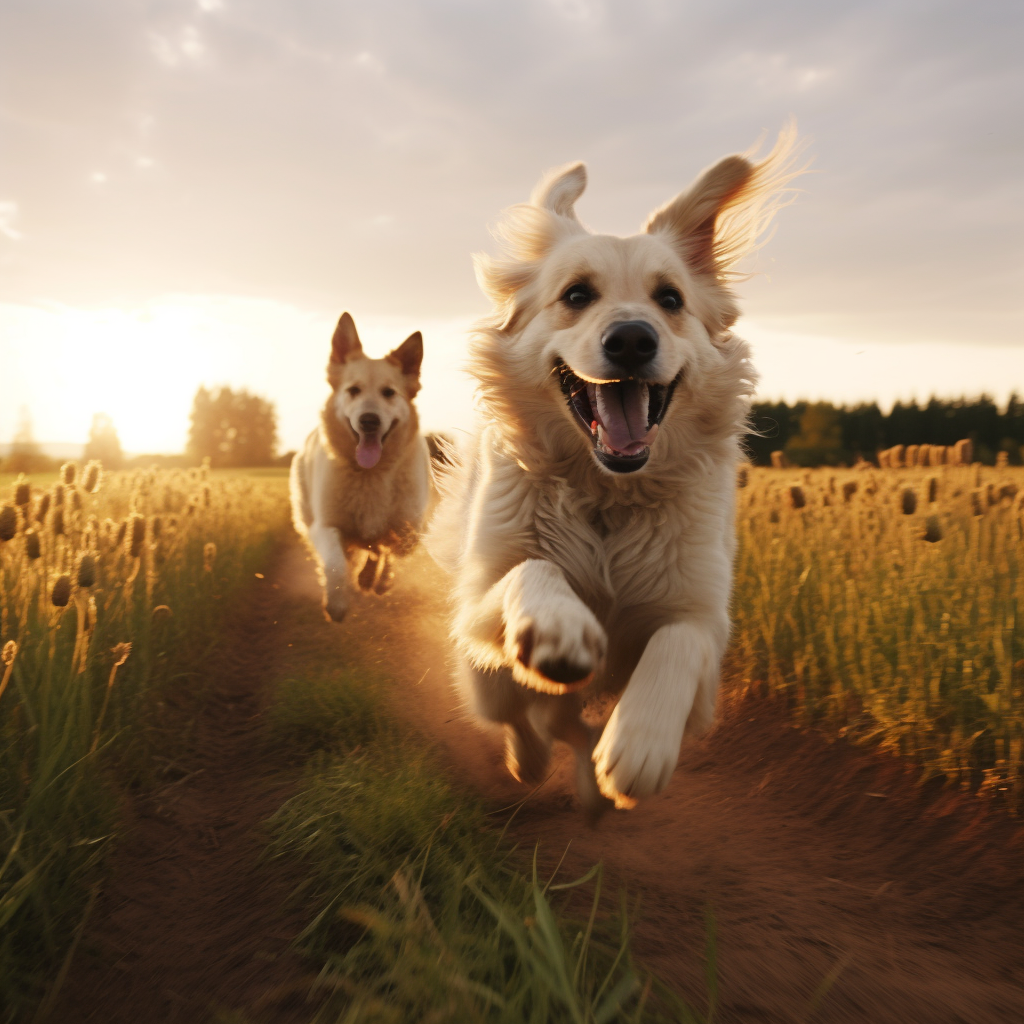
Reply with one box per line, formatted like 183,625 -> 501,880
291,313 -> 431,621
427,128 -> 803,813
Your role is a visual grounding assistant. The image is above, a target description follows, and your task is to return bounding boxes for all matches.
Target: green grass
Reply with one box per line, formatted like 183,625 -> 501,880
262,667 -> 701,1023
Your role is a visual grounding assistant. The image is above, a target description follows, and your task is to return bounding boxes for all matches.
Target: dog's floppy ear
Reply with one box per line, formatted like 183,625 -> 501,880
473,163 -> 589,331
530,161 -> 587,221
644,125 -> 807,334
644,155 -> 754,278
386,331 -> 423,392
330,312 -> 363,363
645,125 -> 806,279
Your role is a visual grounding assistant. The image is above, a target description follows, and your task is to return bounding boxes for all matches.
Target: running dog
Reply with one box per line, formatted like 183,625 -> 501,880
291,313 -> 431,621
427,129 -> 803,813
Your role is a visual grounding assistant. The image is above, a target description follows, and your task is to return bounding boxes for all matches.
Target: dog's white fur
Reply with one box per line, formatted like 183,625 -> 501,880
427,127 -> 803,812
291,313 -> 431,621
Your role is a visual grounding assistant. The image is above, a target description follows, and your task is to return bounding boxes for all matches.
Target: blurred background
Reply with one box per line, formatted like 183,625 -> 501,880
1,0 -> 1021,465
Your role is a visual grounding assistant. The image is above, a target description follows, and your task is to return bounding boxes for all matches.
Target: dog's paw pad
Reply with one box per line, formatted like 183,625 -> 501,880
509,607 -> 606,694
323,601 -> 348,623
535,657 -> 592,685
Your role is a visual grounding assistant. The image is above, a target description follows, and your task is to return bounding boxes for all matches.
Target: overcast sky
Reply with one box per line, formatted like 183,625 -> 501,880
1,0 -> 1021,452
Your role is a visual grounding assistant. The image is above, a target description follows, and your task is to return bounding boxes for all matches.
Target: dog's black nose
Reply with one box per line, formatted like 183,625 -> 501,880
601,320 -> 658,373
358,412 -> 381,433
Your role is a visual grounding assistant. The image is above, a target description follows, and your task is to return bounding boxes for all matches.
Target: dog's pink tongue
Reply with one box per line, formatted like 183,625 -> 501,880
594,382 -> 650,452
356,435 -> 382,469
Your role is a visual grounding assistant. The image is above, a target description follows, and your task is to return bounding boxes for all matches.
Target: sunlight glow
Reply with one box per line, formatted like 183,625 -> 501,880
3,300 -> 1022,458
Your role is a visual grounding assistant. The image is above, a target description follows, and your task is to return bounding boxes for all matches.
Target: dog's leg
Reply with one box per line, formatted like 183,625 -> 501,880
356,545 -> 380,592
308,522 -> 351,622
592,618 -> 725,809
454,659 -> 550,784
373,551 -> 395,595
456,559 -> 607,693
535,695 -> 614,821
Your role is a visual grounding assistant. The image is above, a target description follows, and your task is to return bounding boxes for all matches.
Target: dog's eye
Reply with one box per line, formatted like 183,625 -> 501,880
347,386 -> 361,397
561,284 -> 593,310
381,387 -> 396,399
655,287 -> 683,311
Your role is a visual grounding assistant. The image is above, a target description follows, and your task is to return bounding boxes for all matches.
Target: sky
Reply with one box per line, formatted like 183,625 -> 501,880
1,0 -> 1021,454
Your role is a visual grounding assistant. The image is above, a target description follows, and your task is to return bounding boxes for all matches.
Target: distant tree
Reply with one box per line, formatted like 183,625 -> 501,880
83,413 -> 124,469
187,386 -> 277,467
784,402 -> 845,466
4,406 -> 49,473
746,400 -> 806,465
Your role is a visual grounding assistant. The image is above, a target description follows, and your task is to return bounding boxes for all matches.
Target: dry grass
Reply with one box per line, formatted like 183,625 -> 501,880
0,462 -> 289,1017
732,461 -> 1024,803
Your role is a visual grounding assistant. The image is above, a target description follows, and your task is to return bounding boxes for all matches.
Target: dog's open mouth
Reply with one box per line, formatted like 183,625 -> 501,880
351,421 -> 397,470
557,360 -> 679,474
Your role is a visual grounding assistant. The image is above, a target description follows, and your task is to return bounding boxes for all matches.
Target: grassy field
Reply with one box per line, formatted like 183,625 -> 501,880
731,462 -> 1024,804
1,463 -> 683,1023
0,462 -> 290,1018
5,454 -> 1024,1019
261,651 -> 692,1023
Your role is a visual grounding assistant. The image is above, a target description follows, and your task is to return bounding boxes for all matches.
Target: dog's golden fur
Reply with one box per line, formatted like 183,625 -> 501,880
427,127 -> 804,813
291,313 -> 431,620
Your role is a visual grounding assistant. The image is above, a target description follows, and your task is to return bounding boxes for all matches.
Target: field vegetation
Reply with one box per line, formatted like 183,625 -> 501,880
5,444 -> 1024,1020
731,460 -> 1024,805
0,463 -> 289,1018
261,661 -> 692,1023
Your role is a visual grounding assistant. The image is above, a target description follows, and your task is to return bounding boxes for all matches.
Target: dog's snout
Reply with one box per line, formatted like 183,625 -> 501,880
358,412 -> 381,433
601,320 -> 658,373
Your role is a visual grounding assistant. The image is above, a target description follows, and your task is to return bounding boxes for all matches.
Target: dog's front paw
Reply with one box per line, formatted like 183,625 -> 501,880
592,699 -> 683,810
506,602 -> 606,695
322,577 -> 350,623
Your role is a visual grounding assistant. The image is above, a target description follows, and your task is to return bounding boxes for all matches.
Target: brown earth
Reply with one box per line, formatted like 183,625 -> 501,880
54,543 -> 1024,1023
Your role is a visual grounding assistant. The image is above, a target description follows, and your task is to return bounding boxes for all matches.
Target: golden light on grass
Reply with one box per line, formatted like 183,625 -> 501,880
737,454 -> 1024,802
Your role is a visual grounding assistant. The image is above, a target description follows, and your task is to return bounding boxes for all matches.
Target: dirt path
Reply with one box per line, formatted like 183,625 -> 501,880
279,545 -> 1024,1024
51,560 -> 316,1024
54,543 -> 1024,1023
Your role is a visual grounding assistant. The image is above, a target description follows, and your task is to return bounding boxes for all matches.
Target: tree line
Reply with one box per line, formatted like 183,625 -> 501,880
746,395 -> 1024,467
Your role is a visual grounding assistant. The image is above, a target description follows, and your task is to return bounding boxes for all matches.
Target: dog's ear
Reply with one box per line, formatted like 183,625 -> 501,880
386,331 -> 423,391
330,312 -> 363,363
644,125 -> 807,334
645,125 -> 806,278
531,162 -> 587,221
644,155 -> 754,278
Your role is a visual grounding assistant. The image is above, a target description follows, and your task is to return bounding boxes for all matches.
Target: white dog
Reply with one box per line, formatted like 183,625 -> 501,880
427,129 -> 803,813
291,313 -> 431,621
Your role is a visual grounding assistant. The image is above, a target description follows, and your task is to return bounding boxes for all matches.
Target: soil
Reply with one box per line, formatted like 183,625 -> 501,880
53,543 -> 1024,1024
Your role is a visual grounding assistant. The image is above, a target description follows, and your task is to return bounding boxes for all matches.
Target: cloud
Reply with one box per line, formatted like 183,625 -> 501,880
0,202 -> 23,241
0,0 -> 1019,352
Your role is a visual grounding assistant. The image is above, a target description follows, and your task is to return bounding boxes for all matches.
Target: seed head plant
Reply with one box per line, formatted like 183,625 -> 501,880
734,454 -> 1024,810
0,459 -> 290,1011
13,475 -> 31,507
51,574 -> 72,608
82,461 -> 102,494
0,505 -> 17,542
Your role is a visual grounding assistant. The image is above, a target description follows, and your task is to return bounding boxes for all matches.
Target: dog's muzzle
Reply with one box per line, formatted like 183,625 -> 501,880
556,360 -> 680,474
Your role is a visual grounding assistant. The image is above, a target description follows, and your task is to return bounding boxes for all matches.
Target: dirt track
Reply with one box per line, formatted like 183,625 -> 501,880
56,543 -> 1024,1023
288,547 -> 1024,1024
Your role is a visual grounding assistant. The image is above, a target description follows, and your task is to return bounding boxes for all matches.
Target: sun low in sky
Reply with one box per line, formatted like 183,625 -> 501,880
1,0 -> 1021,454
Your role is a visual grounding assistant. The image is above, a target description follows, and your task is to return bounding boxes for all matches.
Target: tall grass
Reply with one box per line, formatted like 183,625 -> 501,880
731,462 -> 1024,802
0,463 -> 289,1019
